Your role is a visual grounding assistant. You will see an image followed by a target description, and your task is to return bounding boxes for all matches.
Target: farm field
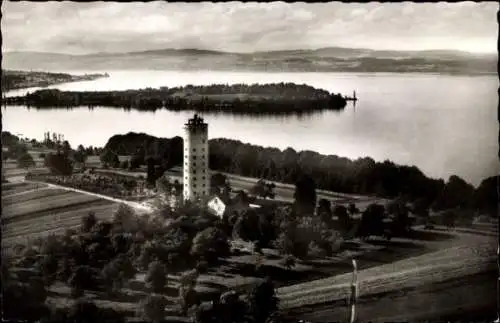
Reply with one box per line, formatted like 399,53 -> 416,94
278,220 -> 497,321
2,182 -> 49,195
1,183 -> 120,248
2,190 -> 108,221
285,270 -> 497,322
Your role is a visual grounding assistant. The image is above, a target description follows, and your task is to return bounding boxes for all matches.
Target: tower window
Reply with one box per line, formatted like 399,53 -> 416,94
193,156 -> 197,160
192,148 -> 196,152
193,184 -> 197,188
193,163 -> 196,167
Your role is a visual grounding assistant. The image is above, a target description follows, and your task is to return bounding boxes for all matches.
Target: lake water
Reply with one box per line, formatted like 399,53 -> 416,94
3,70 -> 498,186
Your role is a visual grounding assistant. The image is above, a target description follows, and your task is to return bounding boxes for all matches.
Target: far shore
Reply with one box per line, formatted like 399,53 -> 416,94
1,70 -> 109,92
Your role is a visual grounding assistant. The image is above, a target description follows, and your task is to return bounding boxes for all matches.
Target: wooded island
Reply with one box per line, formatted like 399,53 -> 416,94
4,82 -> 350,113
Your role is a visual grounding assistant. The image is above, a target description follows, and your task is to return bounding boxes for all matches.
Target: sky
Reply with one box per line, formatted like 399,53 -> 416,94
2,1 -> 498,55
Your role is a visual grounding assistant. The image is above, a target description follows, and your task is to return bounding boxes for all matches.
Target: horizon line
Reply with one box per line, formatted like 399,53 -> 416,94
3,46 -> 496,57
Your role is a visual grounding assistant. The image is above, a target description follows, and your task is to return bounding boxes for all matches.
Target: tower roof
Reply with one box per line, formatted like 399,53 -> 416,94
185,113 -> 207,129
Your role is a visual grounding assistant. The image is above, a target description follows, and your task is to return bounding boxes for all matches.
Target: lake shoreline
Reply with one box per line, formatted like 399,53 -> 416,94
1,70 -> 109,92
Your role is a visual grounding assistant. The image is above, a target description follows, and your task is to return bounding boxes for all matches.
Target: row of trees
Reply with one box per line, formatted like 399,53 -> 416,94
101,132 -> 496,217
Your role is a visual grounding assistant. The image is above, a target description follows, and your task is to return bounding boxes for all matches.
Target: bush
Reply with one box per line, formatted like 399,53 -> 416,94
81,211 -> 97,233
17,152 -> 36,169
307,240 -> 327,259
190,227 -> 230,264
279,255 -> 296,270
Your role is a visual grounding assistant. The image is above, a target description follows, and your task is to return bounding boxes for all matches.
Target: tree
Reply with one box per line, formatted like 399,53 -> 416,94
357,203 -> 386,240
123,178 -> 138,193
250,179 -> 276,199
211,173 -> 231,202
112,204 -> 139,232
442,209 -> 457,229
145,261 -> 167,293
279,255 -> 296,270
232,209 -> 261,242
180,286 -> 201,315
81,211 -> 97,233
246,277 -> 279,323
139,295 -> 167,323
100,149 -> 119,168
412,198 -> 431,218
191,227 -> 230,264
17,152 -> 36,169
130,149 -> 145,169
472,175 -> 498,218
101,254 -> 137,294
387,199 -> 411,238
61,140 -> 71,157
74,145 -> 88,167
348,203 -> 359,216
333,205 -> 350,233
66,300 -> 125,323
294,174 -> 317,216
146,156 -> 156,186
120,160 -> 129,169
432,175 -> 475,211
44,152 -> 73,176
67,265 -> 100,297
3,270 -> 50,321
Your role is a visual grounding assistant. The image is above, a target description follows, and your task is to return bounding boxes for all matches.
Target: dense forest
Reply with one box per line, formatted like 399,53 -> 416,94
104,132 -> 496,216
3,83 -> 349,113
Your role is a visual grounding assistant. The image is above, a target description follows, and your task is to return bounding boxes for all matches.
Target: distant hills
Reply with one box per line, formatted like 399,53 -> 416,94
3,47 -> 496,74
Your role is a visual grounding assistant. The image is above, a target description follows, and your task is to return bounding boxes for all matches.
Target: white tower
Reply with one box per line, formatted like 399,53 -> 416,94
183,114 -> 209,201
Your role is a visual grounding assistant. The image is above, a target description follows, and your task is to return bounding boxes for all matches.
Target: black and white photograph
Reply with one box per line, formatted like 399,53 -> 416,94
1,1 -> 498,322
